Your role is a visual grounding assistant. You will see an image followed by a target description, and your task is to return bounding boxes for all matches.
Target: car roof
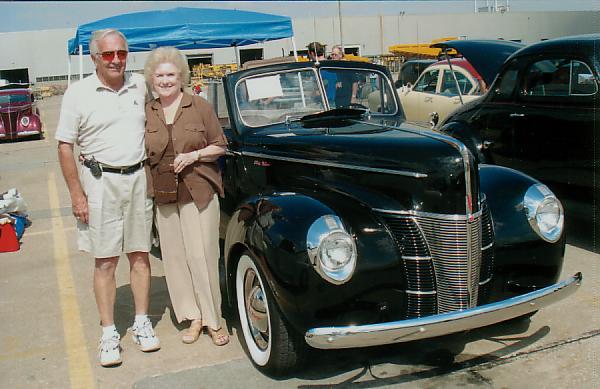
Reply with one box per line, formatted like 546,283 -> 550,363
430,57 -> 483,81
509,34 -> 600,58
431,40 -> 525,85
0,88 -> 30,95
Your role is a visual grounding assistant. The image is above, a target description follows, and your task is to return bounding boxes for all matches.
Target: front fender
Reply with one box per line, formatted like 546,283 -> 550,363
479,164 -> 565,295
224,189 -> 406,333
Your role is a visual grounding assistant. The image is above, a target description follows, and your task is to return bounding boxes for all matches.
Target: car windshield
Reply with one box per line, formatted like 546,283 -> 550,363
236,69 -> 325,128
235,67 -> 397,128
0,93 -> 30,105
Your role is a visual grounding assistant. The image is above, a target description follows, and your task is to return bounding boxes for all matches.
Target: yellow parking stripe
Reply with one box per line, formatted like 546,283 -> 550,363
48,172 -> 95,389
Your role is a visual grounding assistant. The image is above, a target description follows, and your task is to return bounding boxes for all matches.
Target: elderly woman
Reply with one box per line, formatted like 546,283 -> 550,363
143,47 -> 229,346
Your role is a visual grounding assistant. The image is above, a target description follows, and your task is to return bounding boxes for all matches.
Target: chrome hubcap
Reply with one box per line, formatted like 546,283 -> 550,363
244,269 -> 269,350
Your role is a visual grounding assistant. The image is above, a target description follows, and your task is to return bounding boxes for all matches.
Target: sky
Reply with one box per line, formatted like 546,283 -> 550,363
2,0 -> 599,33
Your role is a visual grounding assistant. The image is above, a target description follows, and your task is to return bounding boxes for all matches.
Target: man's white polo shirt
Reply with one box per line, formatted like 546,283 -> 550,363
56,72 -> 147,166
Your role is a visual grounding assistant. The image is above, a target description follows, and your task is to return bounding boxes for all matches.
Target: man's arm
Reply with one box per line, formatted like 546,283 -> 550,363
57,141 -> 88,224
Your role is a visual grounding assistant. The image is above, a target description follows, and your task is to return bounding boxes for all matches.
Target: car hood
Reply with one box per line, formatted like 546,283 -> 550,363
0,102 -> 31,114
243,117 -> 476,214
432,40 -> 524,86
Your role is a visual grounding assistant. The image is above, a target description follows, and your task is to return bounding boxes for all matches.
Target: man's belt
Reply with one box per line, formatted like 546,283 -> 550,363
83,157 -> 144,177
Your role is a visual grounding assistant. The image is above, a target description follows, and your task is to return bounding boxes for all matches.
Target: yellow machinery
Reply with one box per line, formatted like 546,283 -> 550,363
388,37 -> 458,58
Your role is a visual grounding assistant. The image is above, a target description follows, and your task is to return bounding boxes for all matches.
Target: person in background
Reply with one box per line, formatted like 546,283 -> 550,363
307,42 -> 337,104
143,47 -> 230,347
331,45 -> 360,107
56,29 -> 159,367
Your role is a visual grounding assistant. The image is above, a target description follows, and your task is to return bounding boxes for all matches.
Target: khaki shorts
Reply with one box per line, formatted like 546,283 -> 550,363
78,165 -> 153,258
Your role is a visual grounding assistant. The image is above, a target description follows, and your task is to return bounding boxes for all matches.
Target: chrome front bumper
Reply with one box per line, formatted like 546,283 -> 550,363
305,272 -> 582,349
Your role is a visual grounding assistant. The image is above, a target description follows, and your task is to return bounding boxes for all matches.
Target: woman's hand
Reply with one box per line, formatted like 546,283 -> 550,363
173,151 -> 199,174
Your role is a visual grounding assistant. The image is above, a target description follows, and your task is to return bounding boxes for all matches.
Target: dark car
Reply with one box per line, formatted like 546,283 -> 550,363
0,83 -> 43,141
437,35 -> 600,250
394,58 -> 436,88
217,59 -> 581,375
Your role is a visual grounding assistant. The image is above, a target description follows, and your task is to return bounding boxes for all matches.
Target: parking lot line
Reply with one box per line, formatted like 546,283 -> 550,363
48,172 -> 95,389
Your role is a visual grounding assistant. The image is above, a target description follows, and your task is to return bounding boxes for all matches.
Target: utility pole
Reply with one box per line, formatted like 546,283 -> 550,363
338,0 -> 344,50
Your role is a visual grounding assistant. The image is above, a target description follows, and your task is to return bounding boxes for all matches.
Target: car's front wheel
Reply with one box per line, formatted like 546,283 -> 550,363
235,252 -> 305,375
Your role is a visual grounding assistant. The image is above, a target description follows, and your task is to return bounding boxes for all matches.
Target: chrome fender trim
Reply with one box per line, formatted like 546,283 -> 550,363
305,272 -> 582,349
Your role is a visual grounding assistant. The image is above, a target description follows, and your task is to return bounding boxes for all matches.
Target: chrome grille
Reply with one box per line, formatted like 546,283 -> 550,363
378,203 -> 493,317
418,214 -> 482,312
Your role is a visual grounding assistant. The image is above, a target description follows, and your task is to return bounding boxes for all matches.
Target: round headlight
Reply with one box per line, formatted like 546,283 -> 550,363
307,215 -> 357,284
20,116 -> 30,127
523,184 -> 564,243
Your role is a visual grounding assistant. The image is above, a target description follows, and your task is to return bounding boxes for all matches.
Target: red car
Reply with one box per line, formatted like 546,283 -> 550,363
0,84 -> 43,141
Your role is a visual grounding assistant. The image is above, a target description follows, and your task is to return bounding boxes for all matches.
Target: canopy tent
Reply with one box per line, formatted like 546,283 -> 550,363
67,7 -> 297,82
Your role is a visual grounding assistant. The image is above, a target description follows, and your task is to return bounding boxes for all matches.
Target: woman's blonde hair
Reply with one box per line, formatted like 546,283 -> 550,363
144,47 -> 190,89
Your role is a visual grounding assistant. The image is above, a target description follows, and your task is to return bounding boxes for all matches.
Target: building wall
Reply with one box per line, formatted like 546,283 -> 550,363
1,11 -> 598,84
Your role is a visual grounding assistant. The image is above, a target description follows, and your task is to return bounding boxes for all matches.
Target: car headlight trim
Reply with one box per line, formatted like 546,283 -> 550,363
523,183 -> 564,243
20,116 -> 30,127
307,215 -> 357,285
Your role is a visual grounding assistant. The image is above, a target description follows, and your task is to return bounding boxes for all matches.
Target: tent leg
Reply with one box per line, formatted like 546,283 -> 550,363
67,55 -> 72,87
291,37 -> 299,61
79,44 -> 84,81
234,45 -> 240,69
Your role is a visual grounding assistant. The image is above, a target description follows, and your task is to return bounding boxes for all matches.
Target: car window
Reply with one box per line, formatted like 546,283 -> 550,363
413,69 -> 439,93
0,94 -> 30,104
524,59 -> 597,97
440,70 -> 473,96
492,59 -> 520,101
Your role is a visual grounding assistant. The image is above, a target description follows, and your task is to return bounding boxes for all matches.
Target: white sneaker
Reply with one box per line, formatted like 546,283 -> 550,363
131,318 -> 160,352
98,333 -> 122,367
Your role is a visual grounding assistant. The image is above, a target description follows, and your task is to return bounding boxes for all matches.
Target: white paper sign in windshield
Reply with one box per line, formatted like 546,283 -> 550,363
246,75 -> 283,101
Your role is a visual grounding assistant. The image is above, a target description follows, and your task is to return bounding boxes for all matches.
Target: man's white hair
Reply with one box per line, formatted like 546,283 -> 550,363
89,29 -> 128,55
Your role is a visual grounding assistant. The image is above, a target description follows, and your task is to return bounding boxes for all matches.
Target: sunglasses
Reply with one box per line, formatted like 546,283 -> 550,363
98,50 -> 128,62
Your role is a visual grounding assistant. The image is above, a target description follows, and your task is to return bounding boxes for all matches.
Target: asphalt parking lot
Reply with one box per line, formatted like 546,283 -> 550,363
0,94 -> 598,388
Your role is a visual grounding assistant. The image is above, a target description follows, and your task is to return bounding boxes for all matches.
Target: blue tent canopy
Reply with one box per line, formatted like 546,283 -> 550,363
68,7 -> 294,55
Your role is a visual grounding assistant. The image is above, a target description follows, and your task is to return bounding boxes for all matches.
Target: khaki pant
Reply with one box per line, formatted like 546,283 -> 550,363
155,194 -> 222,329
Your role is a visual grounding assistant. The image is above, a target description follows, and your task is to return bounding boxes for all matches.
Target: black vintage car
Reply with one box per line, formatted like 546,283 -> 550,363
217,59 -> 581,375
436,35 -> 600,251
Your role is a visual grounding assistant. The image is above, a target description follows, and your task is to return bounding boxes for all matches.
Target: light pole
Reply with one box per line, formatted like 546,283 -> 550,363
338,0 -> 344,51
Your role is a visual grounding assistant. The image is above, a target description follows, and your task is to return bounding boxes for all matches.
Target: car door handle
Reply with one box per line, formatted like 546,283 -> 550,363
424,97 -> 433,102
509,113 -> 525,118
482,140 -> 493,149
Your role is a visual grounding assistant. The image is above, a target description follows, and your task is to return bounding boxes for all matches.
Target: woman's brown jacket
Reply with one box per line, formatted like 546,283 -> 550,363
144,93 -> 227,210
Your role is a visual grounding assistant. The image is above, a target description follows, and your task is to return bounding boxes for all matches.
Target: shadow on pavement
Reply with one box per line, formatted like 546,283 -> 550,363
114,275 -> 171,336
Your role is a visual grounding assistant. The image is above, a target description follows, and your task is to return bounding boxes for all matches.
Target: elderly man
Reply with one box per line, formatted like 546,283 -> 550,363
56,29 -> 159,367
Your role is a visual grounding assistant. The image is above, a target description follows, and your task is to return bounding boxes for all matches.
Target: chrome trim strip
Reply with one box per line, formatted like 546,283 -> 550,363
402,256 -> 432,261
374,208 -> 483,221
241,151 -> 427,178
479,277 -> 492,286
405,290 -> 437,296
305,273 -> 582,349
482,242 -> 494,251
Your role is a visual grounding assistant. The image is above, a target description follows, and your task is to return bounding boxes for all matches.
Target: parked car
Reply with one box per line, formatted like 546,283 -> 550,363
218,59 -> 581,375
395,41 -> 524,126
394,58 -> 436,88
437,35 -> 599,248
0,83 -> 43,141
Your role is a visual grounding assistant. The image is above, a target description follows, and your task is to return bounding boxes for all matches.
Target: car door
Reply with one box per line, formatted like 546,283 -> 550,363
399,67 -> 441,122
508,57 -> 597,213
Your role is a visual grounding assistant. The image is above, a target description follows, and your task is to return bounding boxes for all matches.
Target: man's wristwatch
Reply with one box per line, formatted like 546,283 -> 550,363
196,150 -> 202,161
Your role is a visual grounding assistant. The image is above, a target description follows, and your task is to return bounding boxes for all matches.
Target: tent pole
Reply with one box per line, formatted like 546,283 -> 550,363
291,37 -> 299,61
234,45 -> 240,69
67,55 -> 71,86
79,44 -> 84,81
